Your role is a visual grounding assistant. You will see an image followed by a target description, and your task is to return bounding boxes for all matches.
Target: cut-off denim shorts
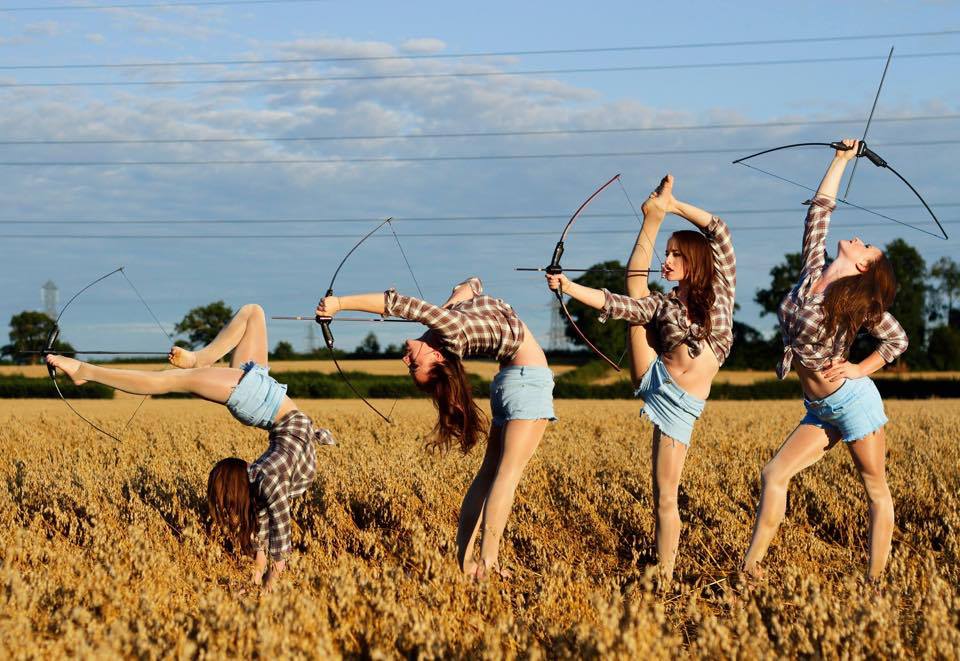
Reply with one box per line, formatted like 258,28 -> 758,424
225,361 -> 287,430
634,356 -> 705,446
800,376 -> 887,442
489,366 -> 557,427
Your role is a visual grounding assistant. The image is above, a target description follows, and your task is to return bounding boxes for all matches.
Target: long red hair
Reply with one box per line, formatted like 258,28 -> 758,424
822,253 -> 897,346
421,348 -> 488,454
207,457 -> 257,555
668,230 -> 716,337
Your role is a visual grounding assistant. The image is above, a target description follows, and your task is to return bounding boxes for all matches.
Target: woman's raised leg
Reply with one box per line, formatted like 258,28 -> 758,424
476,418 -> 549,576
845,427 -> 894,580
48,354 -> 242,404
650,427 -> 688,583
627,176 -> 671,386
170,303 -> 269,369
742,423 -> 840,576
456,423 -> 504,574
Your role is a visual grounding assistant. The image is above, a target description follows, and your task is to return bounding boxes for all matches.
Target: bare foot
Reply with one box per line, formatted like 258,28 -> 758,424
46,354 -> 87,385
473,560 -> 513,581
640,174 -> 675,218
168,346 -> 199,369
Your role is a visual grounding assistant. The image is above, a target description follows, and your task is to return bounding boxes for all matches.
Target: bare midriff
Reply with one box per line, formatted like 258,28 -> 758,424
504,321 -> 549,368
660,345 -> 720,400
795,363 -> 844,401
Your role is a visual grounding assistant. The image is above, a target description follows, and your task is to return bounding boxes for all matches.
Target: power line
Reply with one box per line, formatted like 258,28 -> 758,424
3,51 -> 959,88
5,219 -> 958,240
3,113 -> 957,147
0,138 -> 956,166
0,0 -> 327,11
2,28 -> 958,68
2,203 -> 958,225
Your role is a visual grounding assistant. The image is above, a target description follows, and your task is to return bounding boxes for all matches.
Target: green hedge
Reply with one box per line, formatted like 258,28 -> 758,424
0,375 -> 114,399
2,372 -> 958,400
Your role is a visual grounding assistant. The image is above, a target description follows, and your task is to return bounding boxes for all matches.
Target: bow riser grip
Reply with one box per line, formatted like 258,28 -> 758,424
829,141 -> 855,151
859,144 -> 888,168
319,322 -> 335,349
546,242 -> 565,274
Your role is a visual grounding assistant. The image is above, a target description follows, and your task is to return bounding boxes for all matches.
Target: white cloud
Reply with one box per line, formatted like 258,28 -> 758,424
401,38 -> 446,54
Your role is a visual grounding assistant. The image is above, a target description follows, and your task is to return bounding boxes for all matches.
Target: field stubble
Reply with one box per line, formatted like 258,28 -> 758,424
0,398 -> 958,658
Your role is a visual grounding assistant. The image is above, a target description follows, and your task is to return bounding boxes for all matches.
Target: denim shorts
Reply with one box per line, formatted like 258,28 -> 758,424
634,356 -> 705,446
800,376 -> 887,442
225,362 -> 288,430
489,366 -> 556,427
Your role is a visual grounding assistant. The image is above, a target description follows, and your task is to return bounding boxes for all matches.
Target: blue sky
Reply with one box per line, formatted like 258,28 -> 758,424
1,0 -> 958,357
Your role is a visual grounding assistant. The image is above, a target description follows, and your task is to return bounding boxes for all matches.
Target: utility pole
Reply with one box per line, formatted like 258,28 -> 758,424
41,280 -> 58,319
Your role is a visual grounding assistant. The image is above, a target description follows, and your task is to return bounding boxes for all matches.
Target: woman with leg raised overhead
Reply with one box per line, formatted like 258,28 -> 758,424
47,303 -> 335,590
546,174 -> 736,586
741,139 -> 907,583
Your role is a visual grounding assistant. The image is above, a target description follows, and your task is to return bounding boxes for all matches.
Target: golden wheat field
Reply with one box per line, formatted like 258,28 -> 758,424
1,397 -> 958,658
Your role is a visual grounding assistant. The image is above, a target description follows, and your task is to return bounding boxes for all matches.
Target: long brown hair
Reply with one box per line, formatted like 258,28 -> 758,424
822,252 -> 897,345
207,457 -> 257,555
669,230 -> 716,337
421,348 -> 488,454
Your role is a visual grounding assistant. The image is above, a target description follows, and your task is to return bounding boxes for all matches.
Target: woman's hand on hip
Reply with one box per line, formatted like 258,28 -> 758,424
822,358 -> 864,382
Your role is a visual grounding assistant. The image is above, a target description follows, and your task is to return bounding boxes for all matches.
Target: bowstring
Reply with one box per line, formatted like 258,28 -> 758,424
736,160 -> 943,239
387,219 -> 425,300
614,178 -> 668,368
118,267 -> 174,436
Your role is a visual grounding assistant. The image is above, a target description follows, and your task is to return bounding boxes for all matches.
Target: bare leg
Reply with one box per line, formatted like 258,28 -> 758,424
845,427 -> 894,580
476,418 -> 549,575
170,304 -> 269,369
456,423 -> 504,574
650,427 -> 689,583
48,355 -> 241,404
627,176 -> 671,386
742,424 -> 840,576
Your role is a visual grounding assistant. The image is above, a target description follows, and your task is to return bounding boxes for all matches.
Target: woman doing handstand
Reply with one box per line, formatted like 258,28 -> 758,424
316,277 -> 554,578
46,303 -> 335,590
741,139 -> 907,582
546,175 -> 736,584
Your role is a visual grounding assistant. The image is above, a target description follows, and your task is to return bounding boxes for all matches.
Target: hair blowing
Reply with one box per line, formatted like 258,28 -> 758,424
822,252 -> 897,346
669,230 -> 716,337
207,457 -> 257,555
423,348 -> 489,454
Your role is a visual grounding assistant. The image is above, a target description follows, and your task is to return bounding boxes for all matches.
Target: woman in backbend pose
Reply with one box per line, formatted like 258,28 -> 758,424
316,277 -> 555,578
741,139 -> 907,582
546,174 -> 736,585
46,304 -> 335,590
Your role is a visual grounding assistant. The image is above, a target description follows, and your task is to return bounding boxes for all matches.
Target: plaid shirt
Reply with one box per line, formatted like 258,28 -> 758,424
248,410 -> 336,561
383,277 -> 525,361
598,217 -> 737,364
776,196 -> 908,379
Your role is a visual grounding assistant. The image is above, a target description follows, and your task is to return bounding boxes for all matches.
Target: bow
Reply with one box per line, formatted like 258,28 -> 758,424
318,217 -> 424,423
43,267 -> 173,442
732,46 -> 948,241
541,174 -> 664,370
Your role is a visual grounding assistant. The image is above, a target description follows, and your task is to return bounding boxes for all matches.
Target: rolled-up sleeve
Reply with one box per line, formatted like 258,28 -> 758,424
801,196 -> 835,275
256,473 -> 292,561
598,288 -> 665,325
384,288 -> 465,339
703,217 -> 736,300
866,311 -> 909,363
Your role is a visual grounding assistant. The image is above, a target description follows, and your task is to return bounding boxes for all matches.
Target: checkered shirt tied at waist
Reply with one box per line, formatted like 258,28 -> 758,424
383,277 -> 525,361
775,196 -> 908,379
598,216 -> 737,365
248,410 -> 336,561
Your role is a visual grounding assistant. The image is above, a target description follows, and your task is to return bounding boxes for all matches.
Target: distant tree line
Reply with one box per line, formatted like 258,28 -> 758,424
4,238 -> 959,370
